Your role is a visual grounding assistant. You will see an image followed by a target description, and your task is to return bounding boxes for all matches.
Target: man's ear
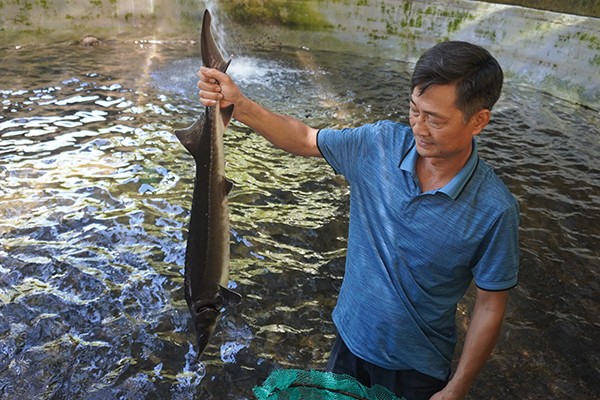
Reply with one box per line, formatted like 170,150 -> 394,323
471,109 -> 491,136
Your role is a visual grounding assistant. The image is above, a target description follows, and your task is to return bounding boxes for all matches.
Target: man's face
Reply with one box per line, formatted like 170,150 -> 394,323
409,84 -> 488,163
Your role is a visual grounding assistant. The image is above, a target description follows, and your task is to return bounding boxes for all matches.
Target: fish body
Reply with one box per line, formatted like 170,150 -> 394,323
173,9 -> 240,357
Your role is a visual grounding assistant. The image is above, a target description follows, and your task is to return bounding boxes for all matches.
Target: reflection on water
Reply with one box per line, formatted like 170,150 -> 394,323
0,40 -> 598,399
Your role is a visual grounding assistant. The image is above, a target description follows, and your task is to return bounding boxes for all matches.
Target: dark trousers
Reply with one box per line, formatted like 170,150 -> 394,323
326,336 -> 449,400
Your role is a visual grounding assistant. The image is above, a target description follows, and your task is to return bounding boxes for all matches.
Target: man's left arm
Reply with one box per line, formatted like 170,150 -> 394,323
430,288 -> 509,400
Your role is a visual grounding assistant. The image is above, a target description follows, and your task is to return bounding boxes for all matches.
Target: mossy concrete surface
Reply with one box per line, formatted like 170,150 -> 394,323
0,0 -> 598,108
223,0 -> 599,108
474,0 -> 600,18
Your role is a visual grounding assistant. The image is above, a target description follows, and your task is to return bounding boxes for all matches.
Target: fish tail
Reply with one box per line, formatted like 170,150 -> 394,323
201,10 -> 230,73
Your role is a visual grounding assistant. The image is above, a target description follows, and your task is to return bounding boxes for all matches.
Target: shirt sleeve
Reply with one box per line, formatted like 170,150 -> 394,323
317,121 -> 393,182
472,200 -> 520,291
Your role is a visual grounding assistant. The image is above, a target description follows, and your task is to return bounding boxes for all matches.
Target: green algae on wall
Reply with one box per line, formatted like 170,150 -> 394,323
319,0 -> 477,50
558,30 -> 600,67
558,31 -> 600,51
221,0 -> 332,31
474,0 -> 600,18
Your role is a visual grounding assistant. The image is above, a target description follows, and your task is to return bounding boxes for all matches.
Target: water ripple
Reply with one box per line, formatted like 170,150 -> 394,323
0,42 -> 598,399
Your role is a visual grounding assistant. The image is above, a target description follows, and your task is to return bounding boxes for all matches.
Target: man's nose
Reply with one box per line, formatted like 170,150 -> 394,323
411,115 -> 429,135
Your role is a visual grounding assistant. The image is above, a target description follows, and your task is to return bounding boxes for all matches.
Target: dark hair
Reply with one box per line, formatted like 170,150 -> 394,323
410,41 -> 503,121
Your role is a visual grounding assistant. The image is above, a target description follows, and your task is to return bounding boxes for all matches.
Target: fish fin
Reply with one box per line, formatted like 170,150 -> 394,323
219,285 -> 242,306
173,115 -> 207,157
201,10 -> 230,73
224,178 -> 234,195
220,104 -> 234,128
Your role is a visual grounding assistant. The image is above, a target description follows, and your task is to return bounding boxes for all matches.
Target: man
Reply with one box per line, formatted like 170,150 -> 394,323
198,41 -> 519,400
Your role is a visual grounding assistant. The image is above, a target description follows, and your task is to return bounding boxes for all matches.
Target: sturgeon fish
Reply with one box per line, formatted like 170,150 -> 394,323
173,9 -> 240,357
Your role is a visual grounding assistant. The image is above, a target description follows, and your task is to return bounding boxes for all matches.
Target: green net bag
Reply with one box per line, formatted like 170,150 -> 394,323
253,369 -> 405,400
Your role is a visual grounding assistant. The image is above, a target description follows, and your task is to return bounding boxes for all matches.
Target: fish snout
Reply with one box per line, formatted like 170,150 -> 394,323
193,306 -> 220,355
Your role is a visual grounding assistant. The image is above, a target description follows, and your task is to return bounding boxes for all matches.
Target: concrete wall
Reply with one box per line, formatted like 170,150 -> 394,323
1,0 -> 598,108
222,0 -> 599,108
477,0 -> 600,18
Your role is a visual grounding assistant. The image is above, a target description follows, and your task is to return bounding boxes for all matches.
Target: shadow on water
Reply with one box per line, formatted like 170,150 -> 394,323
0,40 -> 598,399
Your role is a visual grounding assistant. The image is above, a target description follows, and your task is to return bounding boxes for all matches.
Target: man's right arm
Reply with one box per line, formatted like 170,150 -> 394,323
198,67 -> 321,158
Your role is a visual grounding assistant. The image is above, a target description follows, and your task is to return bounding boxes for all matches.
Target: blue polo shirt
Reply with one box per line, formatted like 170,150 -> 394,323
317,120 -> 519,380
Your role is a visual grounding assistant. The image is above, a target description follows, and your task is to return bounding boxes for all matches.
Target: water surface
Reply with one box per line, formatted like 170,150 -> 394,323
0,40 -> 598,399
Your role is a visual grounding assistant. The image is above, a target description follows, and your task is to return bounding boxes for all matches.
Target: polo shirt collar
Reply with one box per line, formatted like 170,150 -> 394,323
399,138 -> 479,200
